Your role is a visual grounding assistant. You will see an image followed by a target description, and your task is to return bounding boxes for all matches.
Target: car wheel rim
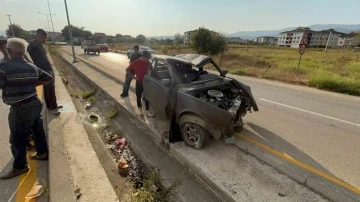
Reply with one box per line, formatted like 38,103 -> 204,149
183,124 -> 200,145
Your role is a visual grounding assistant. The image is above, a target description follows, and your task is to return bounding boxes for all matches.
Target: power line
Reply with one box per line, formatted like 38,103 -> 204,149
47,0 -> 56,42
5,14 -> 15,37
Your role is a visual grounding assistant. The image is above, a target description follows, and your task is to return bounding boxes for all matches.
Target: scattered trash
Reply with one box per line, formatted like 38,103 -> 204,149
79,98 -> 85,102
118,157 -> 129,177
225,135 -> 235,144
25,184 -> 45,199
84,102 -> 92,109
278,192 -> 286,197
75,186 -> 82,200
115,138 -> 127,150
89,115 -> 98,123
106,144 -> 116,150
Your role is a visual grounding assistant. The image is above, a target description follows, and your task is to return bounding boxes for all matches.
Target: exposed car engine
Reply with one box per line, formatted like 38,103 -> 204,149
196,85 -> 241,110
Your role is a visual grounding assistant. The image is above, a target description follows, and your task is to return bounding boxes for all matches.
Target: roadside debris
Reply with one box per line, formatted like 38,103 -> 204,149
278,192 -> 287,197
115,138 -> 127,150
25,184 -> 45,199
118,157 -> 129,176
225,135 -> 235,144
75,186 -> 82,200
84,102 -> 92,109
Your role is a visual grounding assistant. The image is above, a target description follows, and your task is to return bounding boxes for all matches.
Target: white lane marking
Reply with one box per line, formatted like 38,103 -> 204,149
260,98 -> 360,128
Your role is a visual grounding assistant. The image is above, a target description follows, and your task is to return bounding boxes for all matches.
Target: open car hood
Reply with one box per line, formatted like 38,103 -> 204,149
175,54 -> 212,67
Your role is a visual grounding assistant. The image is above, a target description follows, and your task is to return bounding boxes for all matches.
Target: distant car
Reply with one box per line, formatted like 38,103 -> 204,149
143,54 -> 259,149
126,46 -> 154,59
82,40 -> 100,55
99,44 -> 109,52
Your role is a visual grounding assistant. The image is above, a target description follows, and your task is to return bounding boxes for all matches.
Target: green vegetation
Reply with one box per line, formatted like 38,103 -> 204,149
190,27 -> 227,55
88,96 -> 96,102
105,107 -> 118,120
132,169 -> 178,202
80,89 -> 96,99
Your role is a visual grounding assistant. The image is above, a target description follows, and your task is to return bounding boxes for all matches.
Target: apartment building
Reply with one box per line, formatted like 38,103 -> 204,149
183,29 -> 219,46
253,36 -> 278,44
277,27 -> 354,48
184,30 -> 196,46
338,33 -> 360,48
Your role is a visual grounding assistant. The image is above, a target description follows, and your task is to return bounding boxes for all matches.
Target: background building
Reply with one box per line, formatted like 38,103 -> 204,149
183,30 -> 196,46
277,27 -> 358,48
253,36 -> 278,44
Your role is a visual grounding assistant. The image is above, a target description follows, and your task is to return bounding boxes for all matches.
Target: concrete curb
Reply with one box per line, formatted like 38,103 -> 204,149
48,56 -> 120,202
60,49 -> 233,202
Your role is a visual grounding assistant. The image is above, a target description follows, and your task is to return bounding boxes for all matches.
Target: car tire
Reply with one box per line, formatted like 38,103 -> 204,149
234,116 -> 243,132
98,51 -> 100,55
179,119 -> 209,150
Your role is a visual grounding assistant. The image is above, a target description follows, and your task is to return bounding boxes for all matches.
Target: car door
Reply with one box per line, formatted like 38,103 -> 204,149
143,59 -> 170,112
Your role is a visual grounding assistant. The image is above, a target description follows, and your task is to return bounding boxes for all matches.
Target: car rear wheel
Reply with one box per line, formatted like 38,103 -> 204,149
179,121 -> 209,150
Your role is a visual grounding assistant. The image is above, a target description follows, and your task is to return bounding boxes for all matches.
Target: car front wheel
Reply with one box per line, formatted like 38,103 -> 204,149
179,121 -> 209,150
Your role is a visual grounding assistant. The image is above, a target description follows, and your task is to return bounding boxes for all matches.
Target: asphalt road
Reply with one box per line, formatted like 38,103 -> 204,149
65,46 -> 360,190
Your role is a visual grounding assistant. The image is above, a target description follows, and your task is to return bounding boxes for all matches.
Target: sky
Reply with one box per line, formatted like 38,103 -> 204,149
1,0 -> 359,37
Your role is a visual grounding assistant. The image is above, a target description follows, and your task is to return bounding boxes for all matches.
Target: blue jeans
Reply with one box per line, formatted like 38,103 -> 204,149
9,98 -> 48,169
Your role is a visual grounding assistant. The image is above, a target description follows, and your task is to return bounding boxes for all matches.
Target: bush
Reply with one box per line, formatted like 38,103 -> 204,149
161,47 -> 168,55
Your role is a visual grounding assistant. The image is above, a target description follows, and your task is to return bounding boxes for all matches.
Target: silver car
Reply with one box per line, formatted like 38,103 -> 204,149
126,46 -> 154,59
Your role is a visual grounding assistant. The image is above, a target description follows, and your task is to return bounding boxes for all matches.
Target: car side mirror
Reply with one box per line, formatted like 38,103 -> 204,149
161,79 -> 171,87
222,70 -> 228,76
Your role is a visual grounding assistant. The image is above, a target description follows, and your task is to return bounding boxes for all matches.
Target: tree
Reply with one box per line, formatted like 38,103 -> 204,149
61,25 -> 92,40
6,24 -> 30,39
136,34 -> 146,44
190,27 -> 227,56
173,33 -> 183,46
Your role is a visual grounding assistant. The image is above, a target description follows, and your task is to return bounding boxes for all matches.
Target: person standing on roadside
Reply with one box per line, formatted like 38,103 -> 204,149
121,45 -> 141,97
1,39 -> 35,151
125,51 -> 154,117
0,38 -> 52,179
27,29 -> 62,115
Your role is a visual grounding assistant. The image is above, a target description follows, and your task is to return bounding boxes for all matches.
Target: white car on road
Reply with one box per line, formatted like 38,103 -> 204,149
126,46 -> 154,59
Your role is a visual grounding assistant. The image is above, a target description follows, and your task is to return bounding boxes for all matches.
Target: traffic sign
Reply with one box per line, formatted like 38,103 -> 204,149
300,31 -> 308,46
299,44 -> 306,55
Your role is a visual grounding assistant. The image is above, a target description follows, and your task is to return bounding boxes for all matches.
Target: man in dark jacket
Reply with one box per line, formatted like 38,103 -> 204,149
121,45 -> 141,97
27,29 -> 62,115
0,38 -> 52,179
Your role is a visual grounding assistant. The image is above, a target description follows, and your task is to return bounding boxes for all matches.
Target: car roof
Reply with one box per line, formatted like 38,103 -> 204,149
153,54 -> 211,66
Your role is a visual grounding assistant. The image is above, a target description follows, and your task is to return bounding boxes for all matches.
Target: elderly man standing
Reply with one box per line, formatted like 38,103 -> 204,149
28,29 -> 62,115
0,38 -> 52,179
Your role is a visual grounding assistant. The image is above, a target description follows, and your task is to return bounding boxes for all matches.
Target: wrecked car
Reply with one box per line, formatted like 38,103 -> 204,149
143,54 -> 258,149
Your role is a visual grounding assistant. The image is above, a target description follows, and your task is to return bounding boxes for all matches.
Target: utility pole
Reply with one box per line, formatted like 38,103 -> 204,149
5,14 -> 15,37
47,0 -> 56,42
64,0 -> 76,62
37,12 -> 50,32
325,30 -> 332,52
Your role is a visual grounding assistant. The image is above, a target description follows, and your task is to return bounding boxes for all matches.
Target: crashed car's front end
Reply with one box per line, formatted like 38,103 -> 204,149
176,78 -> 258,141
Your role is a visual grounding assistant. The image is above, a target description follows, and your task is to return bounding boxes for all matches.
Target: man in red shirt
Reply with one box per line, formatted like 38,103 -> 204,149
125,51 -> 154,117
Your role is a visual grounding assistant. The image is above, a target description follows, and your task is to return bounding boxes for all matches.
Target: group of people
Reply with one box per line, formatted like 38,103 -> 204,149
121,45 -> 154,117
0,29 -> 61,179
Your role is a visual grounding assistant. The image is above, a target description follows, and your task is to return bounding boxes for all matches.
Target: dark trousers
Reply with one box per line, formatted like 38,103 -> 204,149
122,70 -> 134,95
135,80 -> 149,110
43,69 -> 58,110
9,98 -> 48,169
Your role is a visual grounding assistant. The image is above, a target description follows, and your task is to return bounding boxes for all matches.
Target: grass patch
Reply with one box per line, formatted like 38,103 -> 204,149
132,169 -> 178,202
105,107 -> 118,120
79,89 -> 95,99
309,71 -> 360,95
88,96 -> 96,102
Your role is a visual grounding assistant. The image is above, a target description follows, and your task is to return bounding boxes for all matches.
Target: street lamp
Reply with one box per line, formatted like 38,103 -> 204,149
64,0 -> 76,62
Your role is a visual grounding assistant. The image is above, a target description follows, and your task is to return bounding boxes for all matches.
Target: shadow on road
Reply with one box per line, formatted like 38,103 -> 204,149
240,122 -> 335,177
